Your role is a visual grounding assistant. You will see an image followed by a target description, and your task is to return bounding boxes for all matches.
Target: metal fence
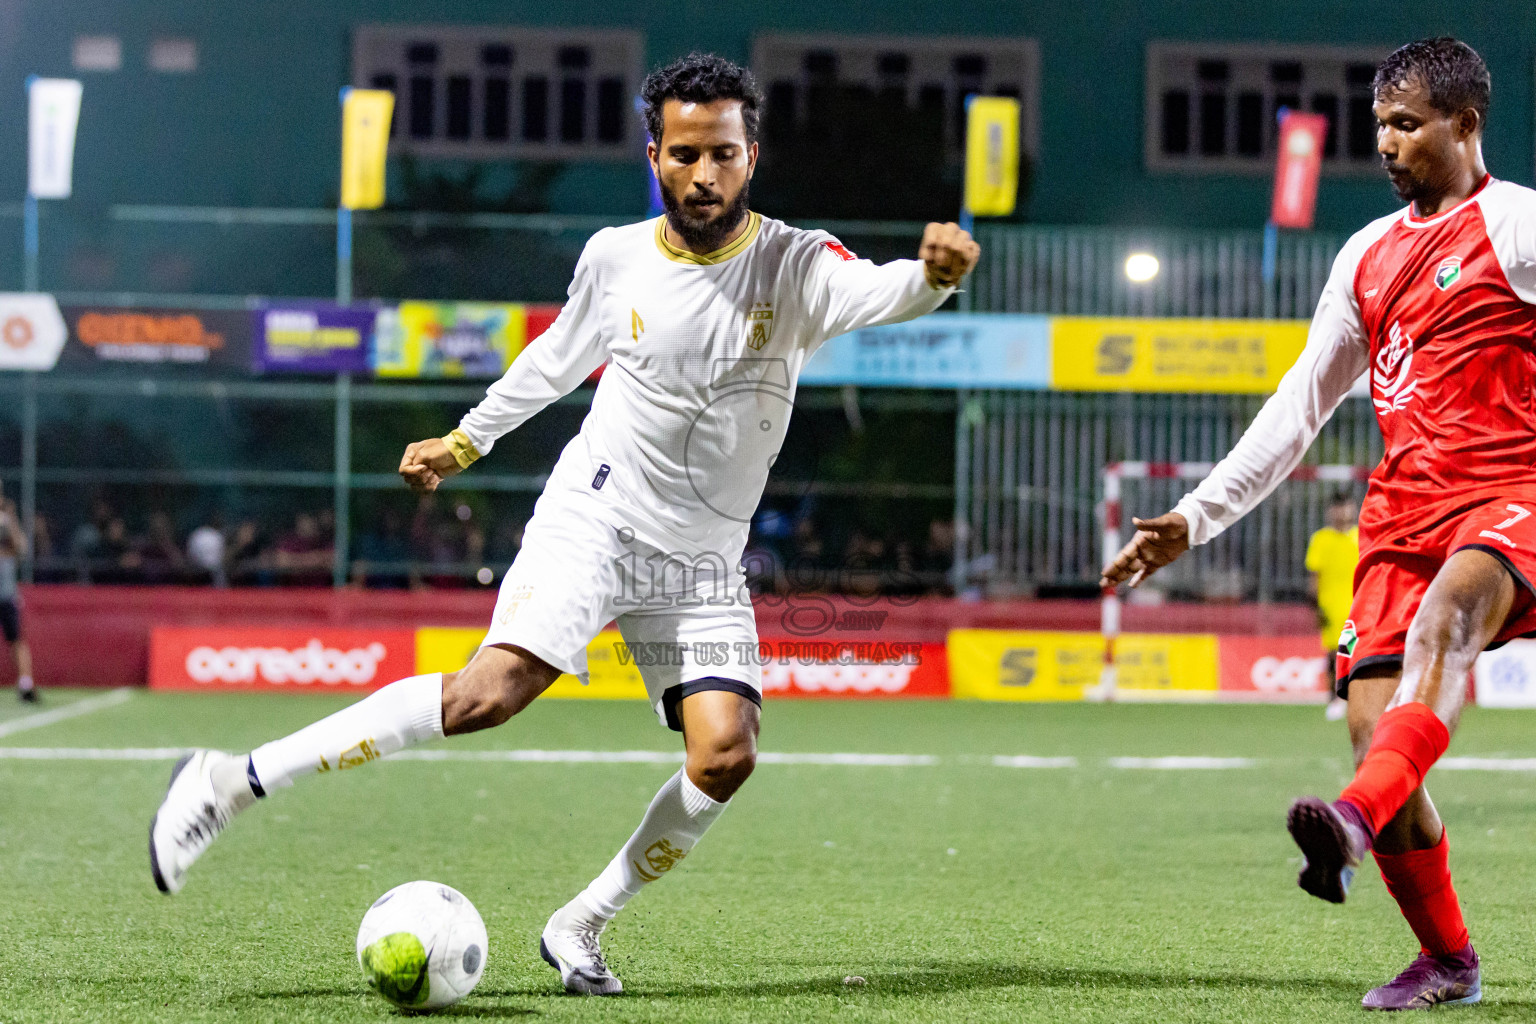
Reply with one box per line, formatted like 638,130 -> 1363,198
953,390 -> 1382,601
963,224 -> 1348,319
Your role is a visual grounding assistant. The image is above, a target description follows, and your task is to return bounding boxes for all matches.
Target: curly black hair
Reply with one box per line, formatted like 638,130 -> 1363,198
640,53 -> 763,146
1373,37 -> 1490,125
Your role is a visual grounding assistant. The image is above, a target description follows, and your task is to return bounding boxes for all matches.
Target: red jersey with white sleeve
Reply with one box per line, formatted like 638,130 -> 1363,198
1170,176 -> 1536,685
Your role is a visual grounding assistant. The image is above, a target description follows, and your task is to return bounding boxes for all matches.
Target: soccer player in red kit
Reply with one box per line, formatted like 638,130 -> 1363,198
1102,38 -> 1535,1009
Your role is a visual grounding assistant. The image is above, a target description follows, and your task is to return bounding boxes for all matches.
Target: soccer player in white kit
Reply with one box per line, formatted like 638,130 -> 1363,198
149,53 -> 979,995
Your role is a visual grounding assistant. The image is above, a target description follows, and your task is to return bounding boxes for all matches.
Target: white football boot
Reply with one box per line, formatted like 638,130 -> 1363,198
149,750 -> 245,894
539,897 -> 623,995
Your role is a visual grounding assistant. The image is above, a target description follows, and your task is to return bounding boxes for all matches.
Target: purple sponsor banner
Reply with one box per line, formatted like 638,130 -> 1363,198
253,303 -> 377,374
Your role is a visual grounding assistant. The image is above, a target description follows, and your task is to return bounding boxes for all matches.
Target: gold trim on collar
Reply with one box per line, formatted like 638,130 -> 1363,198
654,211 -> 761,266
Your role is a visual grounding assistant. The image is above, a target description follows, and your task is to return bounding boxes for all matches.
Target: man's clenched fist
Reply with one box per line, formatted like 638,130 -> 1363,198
398,437 -> 463,494
919,222 -> 981,289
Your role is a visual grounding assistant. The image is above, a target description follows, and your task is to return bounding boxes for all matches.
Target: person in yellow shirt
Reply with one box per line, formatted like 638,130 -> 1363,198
1306,492 -> 1359,720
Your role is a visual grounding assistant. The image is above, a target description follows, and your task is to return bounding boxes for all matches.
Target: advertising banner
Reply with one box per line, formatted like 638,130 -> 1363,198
340,88 -> 395,211
964,96 -> 1021,218
0,294 -> 67,370
1051,317 -> 1310,393
415,627 -> 649,700
801,313 -> 1051,389
254,303 -> 376,374
149,627 -> 417,691
1218,634 -> 1330,701
949,629 -> 1218,701
27,77 -> 83,199
1114,633 -> 1219,698
1271,111 -> 1329,230
758,638 -> 949,698
1474,639 -> 1536,708
61,306 -> 254,368
373,302 -> 529,378
948,629 -> 1102,701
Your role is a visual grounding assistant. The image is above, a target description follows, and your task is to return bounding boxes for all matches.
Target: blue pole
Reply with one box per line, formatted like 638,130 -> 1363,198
22,194 -> 38,292
336,206 -> 353,304
1262,220 -> 1278,284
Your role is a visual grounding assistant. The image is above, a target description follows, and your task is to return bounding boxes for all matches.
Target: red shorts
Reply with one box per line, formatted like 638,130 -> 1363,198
1337,497 -> 1536,695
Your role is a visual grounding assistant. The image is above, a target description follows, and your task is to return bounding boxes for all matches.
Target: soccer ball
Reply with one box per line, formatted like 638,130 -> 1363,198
356,880 -> 488,1011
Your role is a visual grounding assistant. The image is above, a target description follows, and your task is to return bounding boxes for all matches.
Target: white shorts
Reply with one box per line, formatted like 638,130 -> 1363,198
481,501 -> 762,730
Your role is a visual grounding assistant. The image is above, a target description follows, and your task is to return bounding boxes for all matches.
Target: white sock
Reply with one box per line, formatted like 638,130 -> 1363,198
17,675 -> 31,691
577,769 -> 728,920
247,673 -> 444,793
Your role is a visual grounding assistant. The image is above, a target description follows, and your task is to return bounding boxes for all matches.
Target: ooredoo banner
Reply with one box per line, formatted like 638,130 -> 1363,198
1217,634 -> 1330,701
149,627 -> 416,691
758,638 -> 948,698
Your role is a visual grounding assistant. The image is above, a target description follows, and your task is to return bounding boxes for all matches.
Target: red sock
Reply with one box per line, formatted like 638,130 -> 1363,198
1340,703 -> 1450,835
1374,830 -> 1470,956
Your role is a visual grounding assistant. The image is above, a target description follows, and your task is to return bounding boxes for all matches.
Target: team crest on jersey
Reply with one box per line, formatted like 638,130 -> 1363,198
1372,320 -> 1418,414
746,302 -> 774,350
1337,620 -> 1358,657
1434,256 -> 1463,291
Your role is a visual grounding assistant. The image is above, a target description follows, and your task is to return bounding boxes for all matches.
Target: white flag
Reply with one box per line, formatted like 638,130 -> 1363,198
28,77 -> 83,199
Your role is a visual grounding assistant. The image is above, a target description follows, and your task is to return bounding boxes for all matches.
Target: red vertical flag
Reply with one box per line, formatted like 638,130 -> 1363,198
1271,111 -> 1329,229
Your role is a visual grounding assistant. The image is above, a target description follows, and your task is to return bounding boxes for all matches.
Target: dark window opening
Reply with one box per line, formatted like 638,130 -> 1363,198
558,46 -> 590,70
481,44 -> 512,67
370,74 -> 398,137
446,75 -> 471,140
1236,92 -> 1263,155
804,50 -> 836,82
1199,92 -> 1226,155
1161,90 -> 1190,154
596,77 -> 623,142
1197,59 -> 1230,82
484,78 -> 510,140
953,53 -> 987,77
878,53 -> 909,76
409,76 -> 434,138
1346,62 -> 1376,86
1311,93 -> 1339,157
560,78 -> 586,142
406,42 -> 438,65
522,76 -> 548,140
1270,61 -> 1303,84
1347,95 -> 1376,159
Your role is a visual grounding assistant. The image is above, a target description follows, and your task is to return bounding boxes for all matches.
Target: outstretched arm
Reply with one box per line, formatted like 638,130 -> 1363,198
399,241 -> 609,494
804,222 -> 979,345
1101,240 -> 1371,587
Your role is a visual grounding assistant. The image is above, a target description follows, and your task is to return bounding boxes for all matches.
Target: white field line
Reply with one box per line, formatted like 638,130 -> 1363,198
1440,757 -> 1536,772
992,755 -> 1079,768
7,744 -> 1536,772
1107,756 -> 1257,770
0,688 -> 133,738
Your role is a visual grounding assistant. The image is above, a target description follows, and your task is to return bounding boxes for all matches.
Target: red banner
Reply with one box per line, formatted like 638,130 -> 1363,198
1271,111 -> 1328,229
149,627 -> 416,692
758,638 -> 949,698
1218,634 -> 1329,700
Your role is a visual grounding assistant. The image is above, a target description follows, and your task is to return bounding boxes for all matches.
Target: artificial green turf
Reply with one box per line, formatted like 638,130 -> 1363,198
5,691 -> 1536,1022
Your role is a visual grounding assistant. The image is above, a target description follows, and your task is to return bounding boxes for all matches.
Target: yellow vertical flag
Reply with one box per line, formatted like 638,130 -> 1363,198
964,96 -> 1020,218
340,88 -> 394,210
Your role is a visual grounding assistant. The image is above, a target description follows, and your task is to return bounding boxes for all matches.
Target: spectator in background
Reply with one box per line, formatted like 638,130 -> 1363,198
1307,492 -> 1360,722
226,519 -> 265,585
97,517 -> 143,584
187,513 -> 227,587
352,507 -> 413,589
273,511 -> 334,587
923,519 -> 956,594
0,489 -> 36,702
142,510 -> 185,583
70,497 -> 115,583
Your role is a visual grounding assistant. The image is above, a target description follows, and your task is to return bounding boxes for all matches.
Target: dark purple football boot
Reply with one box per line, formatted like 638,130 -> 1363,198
1286,796 -> 1371,903
1362,945 -> 1481,1011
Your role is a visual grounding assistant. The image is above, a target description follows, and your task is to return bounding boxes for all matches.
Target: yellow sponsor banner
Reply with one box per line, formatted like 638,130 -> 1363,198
964,96 -> 1021,217
949,629 -> 1102,701
414,628 -> 649,700
339,88 -> 394,210
374,302 -> 529,378
1050,317 -> 1310,393
948,629 -> 1217,701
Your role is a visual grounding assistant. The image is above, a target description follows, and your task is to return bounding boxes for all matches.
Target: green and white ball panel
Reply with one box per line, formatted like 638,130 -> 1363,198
356,881 -> 488,1011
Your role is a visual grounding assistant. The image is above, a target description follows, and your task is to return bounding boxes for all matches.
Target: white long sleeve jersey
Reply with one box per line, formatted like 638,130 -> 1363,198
1173,176 -> 1536,549
458,212 -> 953,559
